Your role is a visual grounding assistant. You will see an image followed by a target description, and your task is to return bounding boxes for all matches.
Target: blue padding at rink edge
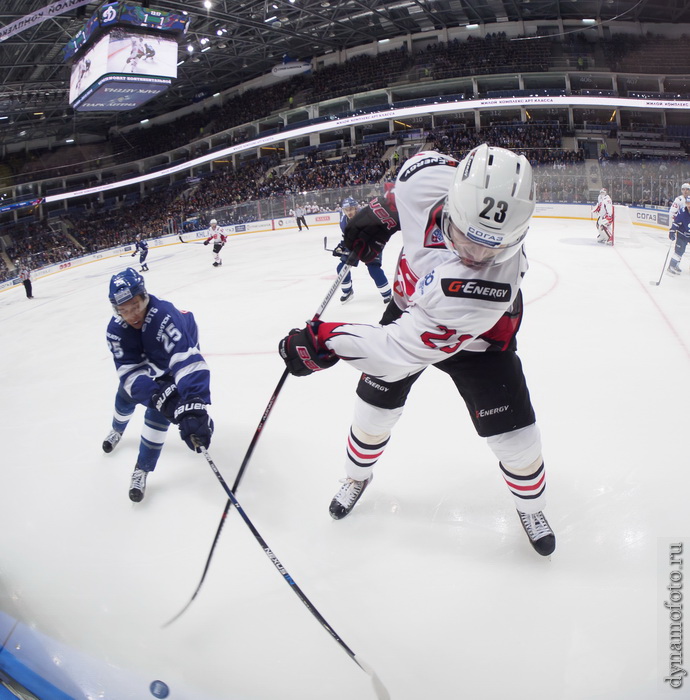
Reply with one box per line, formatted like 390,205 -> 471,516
0,650 -> 74,700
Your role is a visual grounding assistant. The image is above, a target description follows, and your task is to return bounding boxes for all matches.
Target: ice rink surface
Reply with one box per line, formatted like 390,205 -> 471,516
1,215 -> 689,700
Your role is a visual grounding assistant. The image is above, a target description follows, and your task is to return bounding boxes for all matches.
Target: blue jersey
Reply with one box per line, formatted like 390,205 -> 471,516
671,206 -> 690,238
134,239 -> 149,253
339,211 -> 350,235
106,294 -> 211,406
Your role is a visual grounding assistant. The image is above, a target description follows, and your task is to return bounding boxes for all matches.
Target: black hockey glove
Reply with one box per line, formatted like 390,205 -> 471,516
150,380 -> 179,422
203,239 -> 210,246
332,242 -> 347,258
379,299 -> 404,326
669,229 -> 677,241
343,194 -> 400,263
173,399 -> 214,452
279,322 -> 339,377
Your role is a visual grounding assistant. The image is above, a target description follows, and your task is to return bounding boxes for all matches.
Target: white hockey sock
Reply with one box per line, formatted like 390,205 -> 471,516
344,426 -> 390,481
500,459 -> 546,514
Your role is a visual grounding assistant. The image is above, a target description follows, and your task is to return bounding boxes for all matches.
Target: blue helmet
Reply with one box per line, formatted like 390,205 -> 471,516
109,267 -> 147,307
341,197 -> 358,209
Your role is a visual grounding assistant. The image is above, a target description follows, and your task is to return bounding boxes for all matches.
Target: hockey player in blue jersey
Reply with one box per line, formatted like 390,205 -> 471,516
102,268 -> 214,502
668,195 -> 690,275
131,235 -> 149,271
332,197 -> 392,304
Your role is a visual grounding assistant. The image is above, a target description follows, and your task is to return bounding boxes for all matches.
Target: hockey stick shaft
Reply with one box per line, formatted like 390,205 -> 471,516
655,239 -> 675,286
178,234 -> 206,245
197,446 -> 390,700
163,254 -> 357,627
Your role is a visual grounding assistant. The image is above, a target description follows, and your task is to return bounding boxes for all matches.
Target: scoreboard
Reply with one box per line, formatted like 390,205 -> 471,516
65,2 -> 189,112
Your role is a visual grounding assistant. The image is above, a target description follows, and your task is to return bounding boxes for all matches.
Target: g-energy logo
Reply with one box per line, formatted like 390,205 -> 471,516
398,155 -> 457,182
441,278 -> 511,301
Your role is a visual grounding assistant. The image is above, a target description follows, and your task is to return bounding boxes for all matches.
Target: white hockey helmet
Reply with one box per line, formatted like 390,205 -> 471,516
600,188 -> 607,195
442,144 -> 535,267
681,183 -> 690,191
210,218 -> 217,225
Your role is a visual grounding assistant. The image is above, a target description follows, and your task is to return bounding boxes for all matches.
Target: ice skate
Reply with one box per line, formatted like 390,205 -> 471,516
129,466 -> 148,502
668,261 -> 681,275
517,510 -> 555,556
340,289 -> 354,304
329,475 -> 372,520
102,429 -> 122,454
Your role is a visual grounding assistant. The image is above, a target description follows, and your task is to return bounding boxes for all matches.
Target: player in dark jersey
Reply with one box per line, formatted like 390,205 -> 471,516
103,268 -> 213,501
332,197 -> 392,304
131,235 -> 149,271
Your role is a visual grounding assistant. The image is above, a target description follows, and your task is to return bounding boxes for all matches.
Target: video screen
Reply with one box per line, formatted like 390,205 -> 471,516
69,30 -> 178,105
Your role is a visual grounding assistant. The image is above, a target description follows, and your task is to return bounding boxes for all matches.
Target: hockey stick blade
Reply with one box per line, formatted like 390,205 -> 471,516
323,236 -> 335,253
354,656 -> 392,700
652,240 -> 676,286
163,259 -> 356,627
196,445 -> 390,700
178,235 -> 206,245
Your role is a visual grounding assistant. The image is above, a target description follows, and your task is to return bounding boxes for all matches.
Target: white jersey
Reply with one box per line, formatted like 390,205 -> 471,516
206,225 -> 226,245
593,192 -> 613,220
669,195 -> 687,227
323,151 -> 528,383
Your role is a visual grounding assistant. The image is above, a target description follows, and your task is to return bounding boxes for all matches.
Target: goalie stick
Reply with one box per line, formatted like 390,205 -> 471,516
196,444 -> 391,700
164,252 -> 358,628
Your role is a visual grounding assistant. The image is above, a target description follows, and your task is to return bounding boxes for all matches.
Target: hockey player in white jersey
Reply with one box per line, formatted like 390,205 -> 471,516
279,144 -> 555,556
668,183 -> 690,230
592,188 -> 613,244
203,218 -> 227,267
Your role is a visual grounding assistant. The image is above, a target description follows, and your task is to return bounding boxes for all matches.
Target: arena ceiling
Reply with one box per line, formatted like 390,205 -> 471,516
0,0 -> 689,150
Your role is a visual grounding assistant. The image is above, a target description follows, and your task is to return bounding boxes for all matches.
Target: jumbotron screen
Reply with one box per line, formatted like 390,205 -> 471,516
69,29 -> 178,111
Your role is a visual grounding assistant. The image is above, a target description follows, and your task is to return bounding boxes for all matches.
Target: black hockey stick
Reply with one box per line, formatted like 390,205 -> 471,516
324,235 -> 335,253
651,239 -> 676,286
163,254 -> 357,627
178,235 -> 206,245
196,445 -> 390,700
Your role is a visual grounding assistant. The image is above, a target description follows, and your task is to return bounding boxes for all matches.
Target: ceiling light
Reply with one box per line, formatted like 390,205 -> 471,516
140,119 -> 149,123
203,1 -> 213,9
582,18 -> 596,23
65,138 -> 74,143
465,23 -> 479,29
187,45 -> 194,52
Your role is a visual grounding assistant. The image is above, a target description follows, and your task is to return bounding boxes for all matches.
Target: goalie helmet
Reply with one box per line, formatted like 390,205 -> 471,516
109,267 -> 147,309
442,144 -> 535,267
